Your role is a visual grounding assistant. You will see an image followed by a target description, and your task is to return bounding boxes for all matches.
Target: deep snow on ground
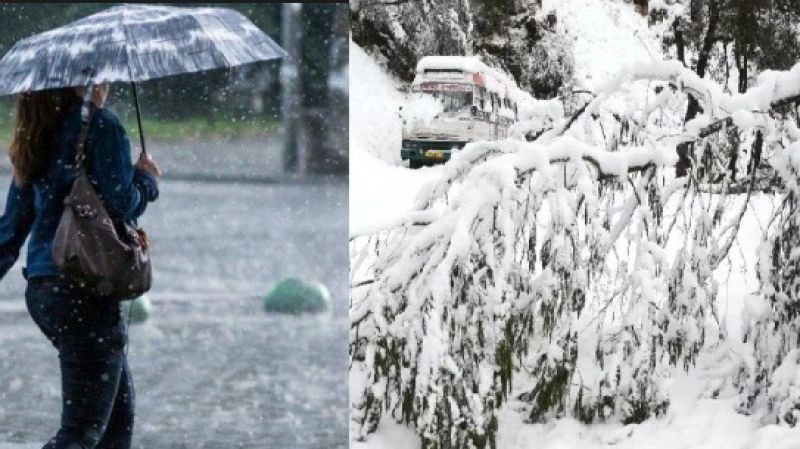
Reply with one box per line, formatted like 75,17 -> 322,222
348,41 -> 405,166
348,4 -> 800,445
0,173 -> 348,449
356,368 -> 800,449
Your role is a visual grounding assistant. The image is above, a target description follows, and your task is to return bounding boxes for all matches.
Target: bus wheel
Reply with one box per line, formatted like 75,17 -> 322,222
409,160 -> 423,169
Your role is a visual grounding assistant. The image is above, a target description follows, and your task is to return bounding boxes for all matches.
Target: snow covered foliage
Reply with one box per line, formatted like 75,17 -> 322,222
509,98 -> 563,141
351,53 -> 800,448
737,131 -> 800,425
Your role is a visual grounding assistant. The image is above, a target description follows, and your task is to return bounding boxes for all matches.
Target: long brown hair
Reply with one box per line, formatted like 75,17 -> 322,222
9,88 -> 81,184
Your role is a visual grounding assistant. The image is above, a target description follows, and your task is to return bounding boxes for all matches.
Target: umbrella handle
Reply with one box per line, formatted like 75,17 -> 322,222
75,68 -> 95,172
79,68 -> 95,126
130,81 -> 147,156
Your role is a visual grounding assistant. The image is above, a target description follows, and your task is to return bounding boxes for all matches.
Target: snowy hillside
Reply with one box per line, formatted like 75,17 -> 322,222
349,41 -> 406,165
546,0 -> 662,91
349,41 -> 443,236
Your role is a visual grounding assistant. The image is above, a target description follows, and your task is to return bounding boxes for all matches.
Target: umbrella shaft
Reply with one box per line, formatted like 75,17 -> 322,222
131,82 -> 147,156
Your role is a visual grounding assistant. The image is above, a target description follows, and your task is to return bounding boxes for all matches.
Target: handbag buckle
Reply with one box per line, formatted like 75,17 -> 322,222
75,203 -> 97,219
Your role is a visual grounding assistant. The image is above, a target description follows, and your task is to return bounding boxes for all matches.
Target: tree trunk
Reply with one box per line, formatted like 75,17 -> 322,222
633,0 -> 648,16
281,4 -> 301,173
734,0 -> 755,94
685,0 -> 719,122
300,4 -> 343,174
673,18 -> 685,66
736,51 -> 749,94
748,130 -> 762,175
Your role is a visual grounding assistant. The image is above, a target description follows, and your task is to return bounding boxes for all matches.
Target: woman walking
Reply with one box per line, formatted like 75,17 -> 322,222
0,84 -> 160,449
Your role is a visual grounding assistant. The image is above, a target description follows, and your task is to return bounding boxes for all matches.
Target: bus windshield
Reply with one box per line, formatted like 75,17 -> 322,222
417,83 -> 473,114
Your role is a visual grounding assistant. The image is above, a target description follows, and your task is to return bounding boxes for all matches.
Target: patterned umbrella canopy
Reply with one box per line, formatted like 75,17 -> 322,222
0,4 -> 287,95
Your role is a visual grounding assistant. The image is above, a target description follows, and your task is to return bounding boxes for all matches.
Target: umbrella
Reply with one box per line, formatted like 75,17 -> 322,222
0,4 -> 287,154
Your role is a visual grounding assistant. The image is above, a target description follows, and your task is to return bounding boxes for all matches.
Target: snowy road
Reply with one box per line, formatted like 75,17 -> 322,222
0,173 -> 348,449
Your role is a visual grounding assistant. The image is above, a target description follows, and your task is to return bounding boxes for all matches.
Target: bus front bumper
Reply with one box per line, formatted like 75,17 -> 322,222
401,140 -> 467,164
401,148 -> 453,163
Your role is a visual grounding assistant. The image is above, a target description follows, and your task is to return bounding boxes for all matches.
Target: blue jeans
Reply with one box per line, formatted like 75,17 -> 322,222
25,276 -> 134,449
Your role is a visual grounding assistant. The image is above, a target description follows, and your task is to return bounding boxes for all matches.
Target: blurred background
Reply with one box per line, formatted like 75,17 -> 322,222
0,2 -> 349,178
0,3 -> 349,449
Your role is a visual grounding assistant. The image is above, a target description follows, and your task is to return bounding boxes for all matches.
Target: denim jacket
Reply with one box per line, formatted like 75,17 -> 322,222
0,103 -> 159,280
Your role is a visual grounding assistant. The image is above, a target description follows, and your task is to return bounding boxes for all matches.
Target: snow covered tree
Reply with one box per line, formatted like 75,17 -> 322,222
737,114 -> 800,425
652,0 -> 800,94
351,55 -> 800,448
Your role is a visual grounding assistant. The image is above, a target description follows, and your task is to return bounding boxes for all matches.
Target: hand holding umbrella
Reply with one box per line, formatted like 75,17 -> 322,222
135,151 -> 162,178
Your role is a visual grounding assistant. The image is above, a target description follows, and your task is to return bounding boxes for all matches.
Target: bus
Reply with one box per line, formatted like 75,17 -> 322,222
400,56 -> 525,168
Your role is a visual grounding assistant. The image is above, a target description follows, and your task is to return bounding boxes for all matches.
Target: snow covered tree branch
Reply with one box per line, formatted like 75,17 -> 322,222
351,60 -> 800,448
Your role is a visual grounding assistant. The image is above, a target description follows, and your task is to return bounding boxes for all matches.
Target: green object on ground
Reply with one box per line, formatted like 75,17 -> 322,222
264,278 -> 330,314
123,295 -> 153,323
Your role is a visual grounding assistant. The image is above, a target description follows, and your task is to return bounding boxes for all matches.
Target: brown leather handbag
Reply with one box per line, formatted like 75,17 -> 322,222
52,104 -> 152,301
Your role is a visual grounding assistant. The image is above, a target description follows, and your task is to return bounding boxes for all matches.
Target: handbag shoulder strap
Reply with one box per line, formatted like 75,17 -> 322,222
74,101 -> 95,173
